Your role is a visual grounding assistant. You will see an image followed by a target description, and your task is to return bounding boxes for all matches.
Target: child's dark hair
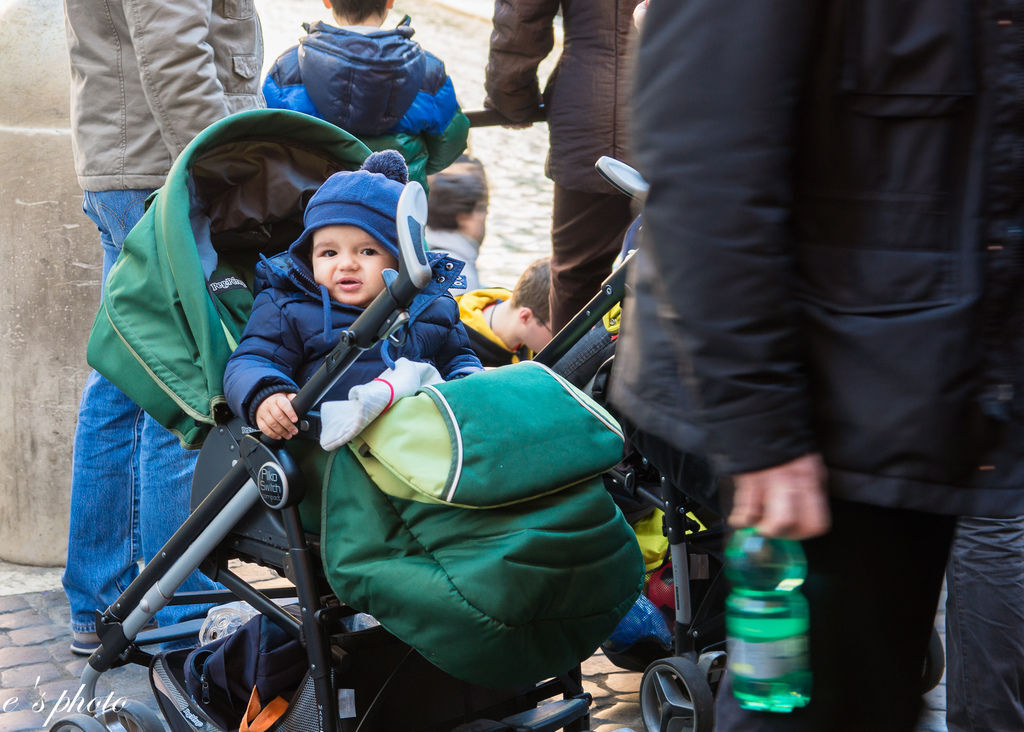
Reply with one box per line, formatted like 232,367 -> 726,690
330,0 -> 388,23
427,157 -> 488,231
510,258 -> 551,325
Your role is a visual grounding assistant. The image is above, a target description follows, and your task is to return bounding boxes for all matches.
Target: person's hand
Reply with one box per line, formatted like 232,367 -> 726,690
729,453 -> 830,540
255,392 -> 298,440
633,0 -> 649,30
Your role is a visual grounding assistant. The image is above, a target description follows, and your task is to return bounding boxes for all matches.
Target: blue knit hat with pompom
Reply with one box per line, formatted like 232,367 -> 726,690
290,150 -> 410,260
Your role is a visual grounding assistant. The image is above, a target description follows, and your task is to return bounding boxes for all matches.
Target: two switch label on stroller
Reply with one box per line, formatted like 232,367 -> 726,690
257,462 -> 289,509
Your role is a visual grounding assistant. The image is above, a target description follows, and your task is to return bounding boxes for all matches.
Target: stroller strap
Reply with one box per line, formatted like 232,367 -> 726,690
241,687 -> 289,732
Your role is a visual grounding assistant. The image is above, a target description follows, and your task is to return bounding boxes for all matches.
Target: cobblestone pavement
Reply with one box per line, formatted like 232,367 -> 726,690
0,589 -> 158,732
0,559 -> 948,732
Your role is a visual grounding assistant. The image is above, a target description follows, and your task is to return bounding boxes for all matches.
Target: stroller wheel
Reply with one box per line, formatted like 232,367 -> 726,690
48,714 -> 107,732
94,700 -> 166,732
696,650 -> 727,698
639,656 -> 714,732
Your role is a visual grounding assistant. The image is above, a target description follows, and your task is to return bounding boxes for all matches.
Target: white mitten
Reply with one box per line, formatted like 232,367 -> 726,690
319,358 -> 443,450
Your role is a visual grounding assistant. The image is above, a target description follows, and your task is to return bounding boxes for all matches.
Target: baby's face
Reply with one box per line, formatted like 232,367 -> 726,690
311,225 -> 398,308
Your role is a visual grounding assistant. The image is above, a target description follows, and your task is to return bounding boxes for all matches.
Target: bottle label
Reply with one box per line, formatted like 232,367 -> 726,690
727,636 -> 808,680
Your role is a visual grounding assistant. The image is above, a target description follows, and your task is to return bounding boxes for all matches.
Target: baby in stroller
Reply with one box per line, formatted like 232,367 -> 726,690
223,149 -> 481,441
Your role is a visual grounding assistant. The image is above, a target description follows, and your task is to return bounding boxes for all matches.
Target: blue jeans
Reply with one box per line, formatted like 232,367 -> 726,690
62,189 -> 218,634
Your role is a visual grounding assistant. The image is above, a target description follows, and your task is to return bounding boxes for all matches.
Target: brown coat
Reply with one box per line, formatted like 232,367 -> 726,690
485,0 -> 636,194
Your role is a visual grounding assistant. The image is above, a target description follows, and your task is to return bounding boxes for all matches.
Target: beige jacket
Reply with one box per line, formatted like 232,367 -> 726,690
64,0 -> 264,191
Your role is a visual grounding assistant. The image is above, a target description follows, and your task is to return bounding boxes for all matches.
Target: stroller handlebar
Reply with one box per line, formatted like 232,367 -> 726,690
464,105 -> 547,128
534,250 -> 634,367
596,156 -> 648,202
394,181 -> 432,297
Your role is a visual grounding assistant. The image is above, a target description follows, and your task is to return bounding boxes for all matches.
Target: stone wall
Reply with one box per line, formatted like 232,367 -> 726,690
0,0 -> 94,565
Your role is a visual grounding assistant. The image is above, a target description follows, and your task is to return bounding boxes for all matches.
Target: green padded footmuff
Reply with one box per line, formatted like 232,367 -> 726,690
350,361 -> 626,507
319,363 -> 644,688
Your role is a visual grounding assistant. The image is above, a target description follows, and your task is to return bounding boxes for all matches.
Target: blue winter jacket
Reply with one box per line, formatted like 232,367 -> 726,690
223,242 -> 482,426
263,21 -> 470,185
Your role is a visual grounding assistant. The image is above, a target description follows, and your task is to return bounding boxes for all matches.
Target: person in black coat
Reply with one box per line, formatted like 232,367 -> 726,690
611,1 -> 1024,730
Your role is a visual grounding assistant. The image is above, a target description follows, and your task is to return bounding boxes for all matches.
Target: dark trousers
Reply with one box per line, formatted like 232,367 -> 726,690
549,185 -> 633,331
715,499 -> 955,732
945,515 -> 1024,731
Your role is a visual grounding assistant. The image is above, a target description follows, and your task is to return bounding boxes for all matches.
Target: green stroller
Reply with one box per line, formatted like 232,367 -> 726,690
53,109 -> 644,732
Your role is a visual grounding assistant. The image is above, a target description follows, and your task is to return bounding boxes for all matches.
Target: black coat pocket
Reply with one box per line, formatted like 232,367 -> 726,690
840,0 -> 976,117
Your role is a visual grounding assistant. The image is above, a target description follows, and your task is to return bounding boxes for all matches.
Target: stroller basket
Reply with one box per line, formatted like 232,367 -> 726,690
151,650 -> 319,732
151,623 -> 591,732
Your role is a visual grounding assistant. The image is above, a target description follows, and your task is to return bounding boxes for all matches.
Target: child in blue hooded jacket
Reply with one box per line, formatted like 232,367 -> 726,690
263,0 -> 470,188
223,150 -> 482,440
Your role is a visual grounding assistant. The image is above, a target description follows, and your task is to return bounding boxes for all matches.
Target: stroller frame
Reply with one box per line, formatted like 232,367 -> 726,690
77,183 -> 433,727
533,157 -> 727,732
536,252 -> 727,732
63,184 -> 593,732
536,159 -> 727,663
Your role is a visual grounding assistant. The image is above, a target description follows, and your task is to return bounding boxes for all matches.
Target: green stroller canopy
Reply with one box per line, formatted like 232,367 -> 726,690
88,109 -> 372,447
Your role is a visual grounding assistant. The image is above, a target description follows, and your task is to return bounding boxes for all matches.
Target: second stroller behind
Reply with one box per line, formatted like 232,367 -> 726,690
537,156 -> 946,732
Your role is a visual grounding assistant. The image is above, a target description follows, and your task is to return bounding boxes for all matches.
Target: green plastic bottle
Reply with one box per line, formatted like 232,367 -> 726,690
725,527 -> 811,712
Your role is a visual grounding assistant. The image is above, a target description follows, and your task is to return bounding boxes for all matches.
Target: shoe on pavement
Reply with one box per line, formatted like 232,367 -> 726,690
69,630 -> 101,657
70,623 -> 158,656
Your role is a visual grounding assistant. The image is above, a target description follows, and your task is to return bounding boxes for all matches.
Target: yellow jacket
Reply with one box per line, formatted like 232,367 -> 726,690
456,288 -> 531,366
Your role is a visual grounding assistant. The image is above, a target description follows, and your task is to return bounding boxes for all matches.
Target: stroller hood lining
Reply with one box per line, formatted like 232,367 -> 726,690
191,140 -> 348,245
88,110 -> 375,448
